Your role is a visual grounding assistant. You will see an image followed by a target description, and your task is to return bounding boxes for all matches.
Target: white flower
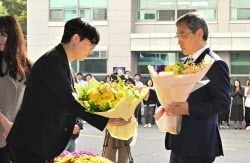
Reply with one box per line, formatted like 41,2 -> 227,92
111,88 -> 117,94
134,90 -> 140,96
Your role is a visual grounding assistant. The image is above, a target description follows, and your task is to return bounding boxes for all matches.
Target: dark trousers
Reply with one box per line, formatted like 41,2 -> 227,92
0,145 -> 12,163
135,103 -> 141,124
9,145 -> 53,163
246,106 -> 250,127
170,151 -> 215,163
144,105 -> 155,124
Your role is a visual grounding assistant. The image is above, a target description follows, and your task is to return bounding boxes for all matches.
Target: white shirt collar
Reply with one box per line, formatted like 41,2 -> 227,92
191,45 -> 210,62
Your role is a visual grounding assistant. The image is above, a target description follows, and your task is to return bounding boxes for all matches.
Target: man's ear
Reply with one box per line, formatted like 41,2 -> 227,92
72,34 -> 80,44
197,29 -> 204,39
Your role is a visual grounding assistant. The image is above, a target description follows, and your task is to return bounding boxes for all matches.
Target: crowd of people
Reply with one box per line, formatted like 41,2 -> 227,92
218,79 -> 250,130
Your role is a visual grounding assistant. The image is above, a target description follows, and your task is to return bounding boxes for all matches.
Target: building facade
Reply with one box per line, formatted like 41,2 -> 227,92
27,0 -> 250,84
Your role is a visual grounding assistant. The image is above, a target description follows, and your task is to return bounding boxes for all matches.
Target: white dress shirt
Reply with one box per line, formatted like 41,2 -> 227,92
245,87 -> 250,107
77,79 -> 85,88
135,81 -> 143,87
191,45 -> 210,62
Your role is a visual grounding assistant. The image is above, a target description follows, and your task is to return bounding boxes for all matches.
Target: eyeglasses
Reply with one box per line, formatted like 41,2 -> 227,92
175,31 -> 193,41
86,39 -> 96,50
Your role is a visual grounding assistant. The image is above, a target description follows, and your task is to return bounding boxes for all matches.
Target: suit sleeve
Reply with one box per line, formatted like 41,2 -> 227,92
38,54 -> 109,131
188,60 -> 231,119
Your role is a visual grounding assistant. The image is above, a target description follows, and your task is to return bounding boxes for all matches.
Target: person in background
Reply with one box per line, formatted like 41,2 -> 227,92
134,73 -> 143,125
244,79 -> 250,129
125,71 -> 132,77
143,79 -> 158,128
76,72 -> 85,87
230,80 -> 244,129
0,15 -> 33,163
105,75 -> 111,83
104,77 -> 134,163
83,73 -> 92,88
0,16 -> 33,163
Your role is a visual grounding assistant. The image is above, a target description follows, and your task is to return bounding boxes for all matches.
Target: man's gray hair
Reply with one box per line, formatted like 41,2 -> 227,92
176,12 -> 208,41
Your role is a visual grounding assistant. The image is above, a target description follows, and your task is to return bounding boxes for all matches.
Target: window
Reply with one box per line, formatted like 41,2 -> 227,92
231,52 -> 250,74
49,0 -> 107,21
70,51 -> 108,74
231,0 -> 250,20
137,0 -> 217,21
137,52 -> 181,74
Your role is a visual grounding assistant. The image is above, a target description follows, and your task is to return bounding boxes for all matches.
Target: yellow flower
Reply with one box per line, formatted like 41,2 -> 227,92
99,83 -> 110,94
102,91 -> 115,101
89,89 -> 102,104
112,83 -> 121,90
116,91 -> 126,99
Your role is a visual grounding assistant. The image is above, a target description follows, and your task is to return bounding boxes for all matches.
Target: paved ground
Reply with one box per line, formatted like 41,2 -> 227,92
77,121 -> 250,163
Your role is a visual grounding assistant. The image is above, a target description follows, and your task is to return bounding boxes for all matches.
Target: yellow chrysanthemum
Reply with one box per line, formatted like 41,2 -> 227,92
102,91 -> 115,101
89,89 -> 102,104
112,83 -> 121,90
99,83 -> 110,94
116,91 -> 126,99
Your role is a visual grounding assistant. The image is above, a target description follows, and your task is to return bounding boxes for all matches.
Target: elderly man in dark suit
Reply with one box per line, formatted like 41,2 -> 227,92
6,18 -> 130,163
165,13 -> 231,163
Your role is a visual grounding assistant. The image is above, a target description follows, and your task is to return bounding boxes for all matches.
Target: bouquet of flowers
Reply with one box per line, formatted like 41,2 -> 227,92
54,150 -> 113,163
148,54 -> 215,135
73,76 -> 149,145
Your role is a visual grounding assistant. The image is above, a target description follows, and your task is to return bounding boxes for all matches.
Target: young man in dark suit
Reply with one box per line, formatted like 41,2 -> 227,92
165,13 -> 231,163
6,18 -> 131,163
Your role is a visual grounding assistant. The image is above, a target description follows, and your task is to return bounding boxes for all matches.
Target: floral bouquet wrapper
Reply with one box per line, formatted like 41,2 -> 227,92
73,78 -> 149,146
148,54 -> 215,135
54,150 -> 113,163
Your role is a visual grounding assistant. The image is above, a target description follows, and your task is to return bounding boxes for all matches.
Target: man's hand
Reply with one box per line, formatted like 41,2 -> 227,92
165,101 -> 189,115
0,117 -> 13,139
73,125 -> 80,134
108,117 -> 132,126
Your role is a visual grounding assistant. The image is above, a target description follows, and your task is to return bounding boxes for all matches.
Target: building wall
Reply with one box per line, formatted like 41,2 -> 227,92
27,0 -> 250,78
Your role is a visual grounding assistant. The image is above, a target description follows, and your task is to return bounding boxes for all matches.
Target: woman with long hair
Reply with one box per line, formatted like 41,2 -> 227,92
0,15 -> 33,162
230,80 -> 244,129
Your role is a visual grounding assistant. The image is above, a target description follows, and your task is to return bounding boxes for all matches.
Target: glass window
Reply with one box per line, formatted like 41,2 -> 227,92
80,9 -> 92,19
177,9 -> 196,18
137,52 -> 176,74
79,0 -> 107,8
79,60 -> 107,73
50,10 -> 63,20
70,60 -> 78,72
231,52 -> 250,74
50,0 -> 78,8
157,10 -> 175,21
93,9 -> 107,20
231,0 -> 250,8
138,0 -> 176,9
237,9 -> 250,20
64,10 -> 77,19
197,9 -> 216,20
177,0 -> 217,8
137,11 -> 156,20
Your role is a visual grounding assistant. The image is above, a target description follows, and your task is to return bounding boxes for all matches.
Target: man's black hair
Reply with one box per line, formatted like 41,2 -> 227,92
61,18 -> 100,45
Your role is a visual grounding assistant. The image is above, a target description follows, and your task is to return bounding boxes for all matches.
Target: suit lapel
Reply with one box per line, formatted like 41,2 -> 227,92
194,47 -> 212,64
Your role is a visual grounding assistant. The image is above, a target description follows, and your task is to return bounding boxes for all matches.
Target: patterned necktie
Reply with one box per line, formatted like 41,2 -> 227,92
188,55 -> 193,64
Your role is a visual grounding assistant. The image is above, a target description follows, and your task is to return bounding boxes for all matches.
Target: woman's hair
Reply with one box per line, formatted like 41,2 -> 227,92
0,16 -> 33,81
146,79 -> 153,87
105,75 -> 110,82
247,79 -> 250,86
233,79 -> 241,91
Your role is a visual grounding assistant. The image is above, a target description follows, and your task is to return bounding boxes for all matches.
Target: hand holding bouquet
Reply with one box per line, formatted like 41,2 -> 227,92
149,54 -> 215,134
73,76 -> 149,144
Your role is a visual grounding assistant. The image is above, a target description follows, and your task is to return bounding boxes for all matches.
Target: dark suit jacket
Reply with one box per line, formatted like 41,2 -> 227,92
231,87 -> 244,106
165,48 -> 231,158
7,44 -> 109,159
